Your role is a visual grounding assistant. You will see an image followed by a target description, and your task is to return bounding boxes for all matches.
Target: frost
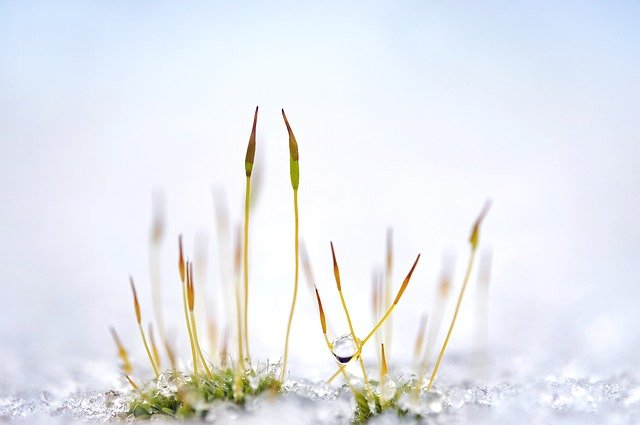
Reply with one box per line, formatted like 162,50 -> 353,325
2,368 -> 640,424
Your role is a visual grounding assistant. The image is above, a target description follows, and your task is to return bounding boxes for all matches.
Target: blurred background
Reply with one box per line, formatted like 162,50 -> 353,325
1,1 -> 639,396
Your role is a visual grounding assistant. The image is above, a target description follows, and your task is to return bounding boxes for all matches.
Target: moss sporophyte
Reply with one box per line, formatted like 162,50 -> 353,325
109,108 -> 491,423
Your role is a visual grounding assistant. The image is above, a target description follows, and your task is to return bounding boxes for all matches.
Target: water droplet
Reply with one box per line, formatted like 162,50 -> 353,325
379,378 -> 397,403
331,334 -> 358,364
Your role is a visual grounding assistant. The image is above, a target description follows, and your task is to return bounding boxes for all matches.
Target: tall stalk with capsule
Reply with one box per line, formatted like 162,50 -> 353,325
129,277 -> 159,378
243,106 -> 258,358
426,201 -> 491,391
280,109 -> 300,382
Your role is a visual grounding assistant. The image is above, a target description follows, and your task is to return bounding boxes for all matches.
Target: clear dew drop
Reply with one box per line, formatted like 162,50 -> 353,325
331,334 -> 358,364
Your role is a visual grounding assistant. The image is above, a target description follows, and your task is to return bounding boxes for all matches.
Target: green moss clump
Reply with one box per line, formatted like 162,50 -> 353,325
351,379 -> 415,425
126,364 -> 281,420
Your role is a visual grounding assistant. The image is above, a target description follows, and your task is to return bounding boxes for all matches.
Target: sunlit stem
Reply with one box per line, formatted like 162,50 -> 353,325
181,274 -> 198,375
380,343 -> 388,383
314,286 -> 356,392
233,226 -> 245,375
109,327 -> 132,375
124,374 -> 139,391
427,249 -> 477,390
330,242 -> 369,385
413,259 -> 453,399
130,278 -> 159,378
426,201 -> 490,391
327,254 -> 420,384
338,281 -> 370,385
185,261 -> 212,378
190,310 -> 212,378
280,188 -> 300,382
243,175 -> 251,358
138,323 -> 159,378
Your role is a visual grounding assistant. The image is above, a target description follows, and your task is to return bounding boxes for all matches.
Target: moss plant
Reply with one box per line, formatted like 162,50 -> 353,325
280,109 -> 301,382
425,200 -> 491,391
127,365 -> 281,420
242,106 -> 258,358
351,380 -> 413,425
114,108 -> 283,421
311,203 -> 490,424
109,108 -> 492,423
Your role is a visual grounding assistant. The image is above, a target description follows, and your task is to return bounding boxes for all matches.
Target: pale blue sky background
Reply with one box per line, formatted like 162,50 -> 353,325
1,1 -> 639,390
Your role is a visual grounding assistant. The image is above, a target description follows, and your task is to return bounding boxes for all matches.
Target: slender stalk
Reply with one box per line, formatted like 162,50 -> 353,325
331,242 -> 370,385
234,227 -> 245,400
130,277 -> 159,378
314,287 -> 356,392
109,326 -> 132,375
280,109 -> 300,382
301,241 -> 336,337
233,225 -> 245,374
413,260 -> 453,398
426,250 -> 476,390
327,254 -> 420,383
188,262 -> 213,378
380,343 -> 388,383
243,106 -> 258,359
280,189 -> 299,381
242,175 -> 251,357
179,236 -> 198,375
426,201 -> 491,391
124,374 -> 139,391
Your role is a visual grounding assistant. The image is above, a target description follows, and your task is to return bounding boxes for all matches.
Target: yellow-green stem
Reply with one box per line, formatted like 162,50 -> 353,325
280,188 -> 299,382
427,247 -> 478,391
182,279 -> 198,375
327,254 -> 420,383
338,289 -> 370,386
138,323 -> 159,378
234,269 -> 245,372
190,310 -> 213,378
328,294 -> 397,383
243,175 -> 251,358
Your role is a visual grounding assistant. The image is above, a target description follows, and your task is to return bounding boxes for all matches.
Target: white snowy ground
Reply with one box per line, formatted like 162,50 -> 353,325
2,348 -> 640,424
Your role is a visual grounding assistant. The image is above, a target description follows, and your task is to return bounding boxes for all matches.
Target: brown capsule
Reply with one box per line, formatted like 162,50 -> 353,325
130,276 -> 141,324
470,200 -> 492,249
281,109 -> 299,161
178,235 -> 186,283
380,343 -> 388,378
393,254 -> 421,305
187,261 -> 195,311
314,286 -> 327,335
330,242 -> 342,291
245,106 -> 259,177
